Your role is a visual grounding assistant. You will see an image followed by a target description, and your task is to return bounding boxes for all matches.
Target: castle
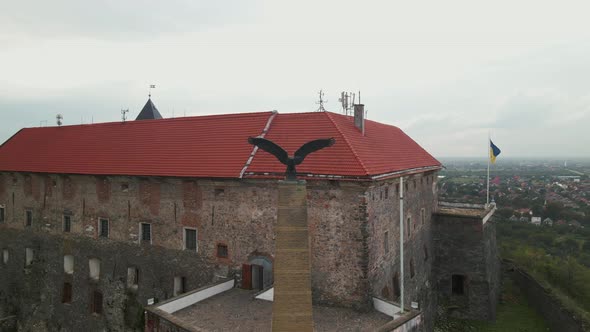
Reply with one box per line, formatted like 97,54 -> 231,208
0,99 -> 499,331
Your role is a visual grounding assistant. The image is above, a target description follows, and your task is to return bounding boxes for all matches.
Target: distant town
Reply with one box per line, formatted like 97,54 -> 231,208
439,158 -> 590,227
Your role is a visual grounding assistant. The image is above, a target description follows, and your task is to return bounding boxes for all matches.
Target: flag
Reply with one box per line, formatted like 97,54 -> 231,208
490,140 -> 501,164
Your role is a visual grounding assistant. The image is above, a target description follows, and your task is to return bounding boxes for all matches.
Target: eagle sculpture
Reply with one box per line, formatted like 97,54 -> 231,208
248,137 -> 335,180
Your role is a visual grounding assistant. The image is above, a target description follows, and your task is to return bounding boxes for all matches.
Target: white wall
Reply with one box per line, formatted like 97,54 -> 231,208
158,279 -> 234,314
255,287 -> 274,301
372,297 -> 401,318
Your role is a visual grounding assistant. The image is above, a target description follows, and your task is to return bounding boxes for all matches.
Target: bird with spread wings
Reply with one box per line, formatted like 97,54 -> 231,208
247,137 -> 335,180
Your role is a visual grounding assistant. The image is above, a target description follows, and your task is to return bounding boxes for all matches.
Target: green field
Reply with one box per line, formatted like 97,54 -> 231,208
435,275 -> 549,332
471,277 -> 549,332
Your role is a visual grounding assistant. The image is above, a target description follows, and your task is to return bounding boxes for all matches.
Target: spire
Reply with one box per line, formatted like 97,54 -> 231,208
135,98 -> 163,121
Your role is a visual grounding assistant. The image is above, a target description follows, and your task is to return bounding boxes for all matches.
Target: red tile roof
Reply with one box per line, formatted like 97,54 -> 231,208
0,111 -> 440,180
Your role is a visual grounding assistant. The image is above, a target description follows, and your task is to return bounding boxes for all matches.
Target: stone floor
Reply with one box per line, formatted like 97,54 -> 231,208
173,288 -> 391,331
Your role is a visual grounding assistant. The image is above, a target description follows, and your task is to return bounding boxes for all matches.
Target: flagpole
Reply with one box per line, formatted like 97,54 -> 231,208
486,132 -> 490,208
399,176 -> 404,314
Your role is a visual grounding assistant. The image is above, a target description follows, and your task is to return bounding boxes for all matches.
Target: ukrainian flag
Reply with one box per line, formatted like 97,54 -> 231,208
490,140 -> 501,164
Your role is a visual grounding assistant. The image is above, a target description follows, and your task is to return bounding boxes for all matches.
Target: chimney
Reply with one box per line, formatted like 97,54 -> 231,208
353,104 -> 365,135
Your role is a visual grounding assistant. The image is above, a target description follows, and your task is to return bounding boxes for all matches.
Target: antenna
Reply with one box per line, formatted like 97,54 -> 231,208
149,84 -> 156,98
121,108 -> 129,122
316,90 -> 327,112
56,114 -> 63,126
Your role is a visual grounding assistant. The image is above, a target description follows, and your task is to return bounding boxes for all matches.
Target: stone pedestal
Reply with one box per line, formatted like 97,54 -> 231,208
272,180 -> 313,332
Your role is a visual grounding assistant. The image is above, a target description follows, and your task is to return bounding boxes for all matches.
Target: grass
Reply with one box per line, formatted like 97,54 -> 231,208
435,275 -> 550,332
471,277 -> 550,332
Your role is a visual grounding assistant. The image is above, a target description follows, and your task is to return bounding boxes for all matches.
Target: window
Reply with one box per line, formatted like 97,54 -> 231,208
396,184 -> 399,195
384,187 -> 389,199
25,210 -> 33,227
214,188 -> 225,197
406,217 -> 411,237
184,228 -> 197,251
393,272 -> 401,300
452,275 -> 466,295
127,267 -> 139,290
140,223 -> 152,244
91,290 -> 103,314
64,255 -> 74,274
2,249 -> 8,264
424,245 -> 429,261
0,206 -> 5,223
62,282 -> 72,303
217,243 -> 228,258
421,208 -> 426,225
98,218 -> 109,238
121,183 -> 129,192
410,258 -> 415,278
25,248 -> 34,266
384,231 -> 389,254
174,276 -> 186,296
89,258 -> 100,280
63,215 -> 72,233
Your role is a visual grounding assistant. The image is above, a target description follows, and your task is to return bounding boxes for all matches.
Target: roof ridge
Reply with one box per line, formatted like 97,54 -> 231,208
323,112 -> 369,176
239,111 -> 278,178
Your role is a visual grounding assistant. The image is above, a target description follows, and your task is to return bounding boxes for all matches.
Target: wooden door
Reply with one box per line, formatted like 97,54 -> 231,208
242,264 -> 252,289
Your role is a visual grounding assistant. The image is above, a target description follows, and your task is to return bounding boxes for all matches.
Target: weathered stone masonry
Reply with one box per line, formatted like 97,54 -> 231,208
0,168 -> 499,331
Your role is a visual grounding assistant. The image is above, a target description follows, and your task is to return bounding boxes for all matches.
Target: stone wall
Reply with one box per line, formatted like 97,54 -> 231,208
433,210 -> 500,321
366,172 -> 439,330
507,262 -> 590,332
0,171 -> 374,308
0,228 -> 213,331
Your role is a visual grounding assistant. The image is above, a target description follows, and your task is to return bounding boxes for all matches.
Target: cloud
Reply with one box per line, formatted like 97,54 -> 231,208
0,0 -> 257,41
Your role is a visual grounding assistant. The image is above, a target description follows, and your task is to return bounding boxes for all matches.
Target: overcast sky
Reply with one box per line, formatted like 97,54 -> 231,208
1,0 -> 589,158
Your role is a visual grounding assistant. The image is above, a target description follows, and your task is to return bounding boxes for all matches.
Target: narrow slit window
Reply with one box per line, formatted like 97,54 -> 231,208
0,206 -> 5,223
63,215 -> 72,233
89,258 -> 100,280
393,272 -> 401,300
140,223 -> 152,244
127,267 -> 139,289
98,218 -> 109,238
25,210 -> 33,227
406,217 -> 411,237
64,255 -> 74,274
410,258 -> 415,278
91,290 -> 103,314
452,275 -> 466,295
384,231 -> 389,254
421,208 -> 426,225
25,248 -> 34,266
62,282 -> 72,304
2,249 -> 8,264
184,228 -> 197,251
174,276 -> 186,296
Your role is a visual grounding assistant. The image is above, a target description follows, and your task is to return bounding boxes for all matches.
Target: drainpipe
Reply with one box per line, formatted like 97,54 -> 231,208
399,176 -> 404,314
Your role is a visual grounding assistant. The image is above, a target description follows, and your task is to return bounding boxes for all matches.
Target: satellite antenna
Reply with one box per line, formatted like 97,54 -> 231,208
121,109 -> 129,122
56,114 -> 63,126
316,90 -> 327,112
